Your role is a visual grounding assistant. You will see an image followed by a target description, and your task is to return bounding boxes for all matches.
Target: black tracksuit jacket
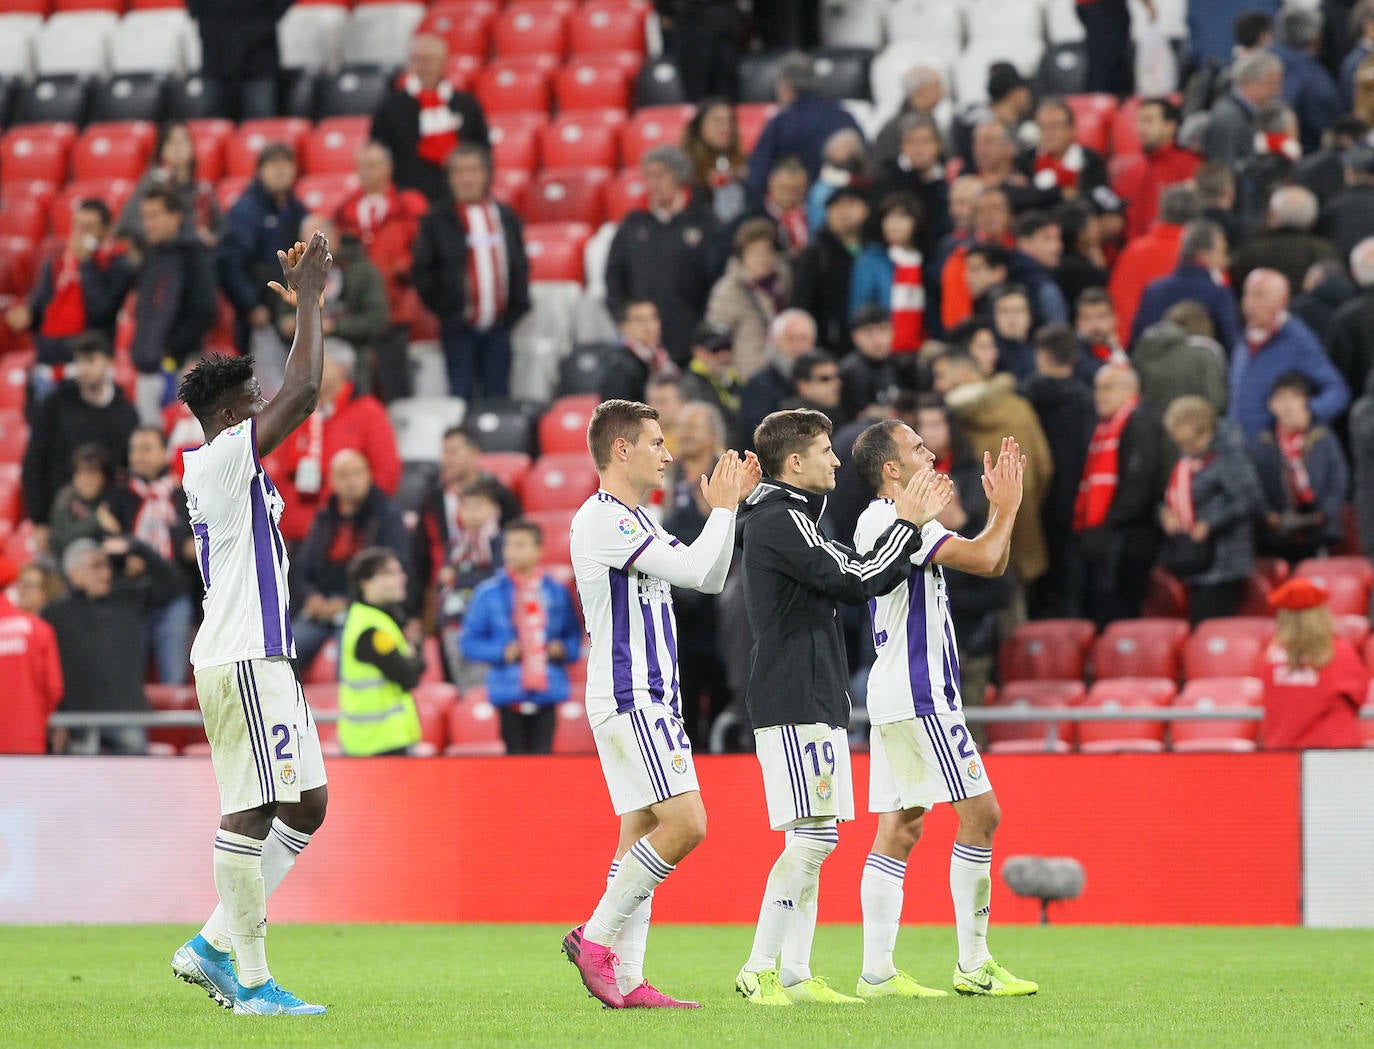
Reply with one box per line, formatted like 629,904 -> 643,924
738,480 -> 923,731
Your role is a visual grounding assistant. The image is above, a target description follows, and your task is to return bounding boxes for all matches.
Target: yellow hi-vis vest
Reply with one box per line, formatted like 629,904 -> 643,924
338,601 -> 422,756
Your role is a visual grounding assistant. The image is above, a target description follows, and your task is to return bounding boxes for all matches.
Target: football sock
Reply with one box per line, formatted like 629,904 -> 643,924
860,852 -> 907,983
745,820 -> 837,977
212,831 -> 270,988
200,819 -> 312,954
584,837 -> 672,948
607,860 -> 652,995
951,842 -> 993,971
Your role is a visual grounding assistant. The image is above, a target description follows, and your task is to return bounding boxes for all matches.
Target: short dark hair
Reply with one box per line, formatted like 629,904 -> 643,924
587,399 -> 659,470
1270,371 -> 1314,400
851,419 -> 906,492
70,331 -> 113,359
504,517 -> 544,546
945,317 -> 993,352
769,154 -> 807,178
734,216 -> 778,257
1076,286 -> 1114,312
460,478 -> 505,503
449,140 -> 493,171
442,423 -> 480,447
348,546 -> 400,598
966,243 -> 1011,271
1037,96 -> 1075,125
1053,200 -> 1092,247
1033,323 -> 1079,367
754,408 -> 832,477
1140,96 -> 1182,127
131,425 -> 167,448
792,352 -> 834,385
72,443 -> 113,481
178,352 -> 256,425
1235,10 -> 1273,49
142,182 -> 185,214
990,282 -> 1030,307
256,141 -> 296,170
76,198 -> 112,228
1180,219 -> 1223,262
615,297 -> 658,325
876,191 -> 924,231
1014,211 -> 1057,241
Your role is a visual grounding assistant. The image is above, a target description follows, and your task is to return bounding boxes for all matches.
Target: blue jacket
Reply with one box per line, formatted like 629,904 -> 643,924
1008,250 -> 1068,326
460,572 -> 583,707
1188,0 -> 1278,64
746,95 -> 863,200
1130,264 -> 1240,352
1228,316 -> 1350,440
216,179 -> 308,316
849,243 -> 937,328
1250,425 -> 1349,547
1272,44 -> 1344,153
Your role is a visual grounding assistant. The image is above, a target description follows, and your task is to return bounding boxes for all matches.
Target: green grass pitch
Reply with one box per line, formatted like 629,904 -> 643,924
1,925 -> 1371,1048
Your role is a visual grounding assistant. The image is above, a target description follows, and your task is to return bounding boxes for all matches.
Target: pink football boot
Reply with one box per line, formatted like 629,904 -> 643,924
623,983 -> 703,1008
561,925 -> 625,1008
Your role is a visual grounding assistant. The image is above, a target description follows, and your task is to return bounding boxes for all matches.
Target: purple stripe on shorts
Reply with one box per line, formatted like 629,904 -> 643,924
243,662 -> 277,804
235,662 -> 270,803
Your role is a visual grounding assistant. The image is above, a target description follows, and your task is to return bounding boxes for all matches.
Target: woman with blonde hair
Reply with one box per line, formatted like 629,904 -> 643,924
1255,577 -> 1367,749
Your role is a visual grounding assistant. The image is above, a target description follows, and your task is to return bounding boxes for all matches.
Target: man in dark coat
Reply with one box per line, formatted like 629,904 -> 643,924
412,143 -> 530,402
370,33 -> 490,204
186,0 -> 291,120
745,53 -> 864,198
790,185 -> 869,357
1325,236 -> 1374,423
1131,220 -> 1241,350
1317,149 -> 1374,264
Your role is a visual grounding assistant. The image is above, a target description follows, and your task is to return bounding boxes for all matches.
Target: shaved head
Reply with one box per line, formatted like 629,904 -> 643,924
1242,268 -> 1290,329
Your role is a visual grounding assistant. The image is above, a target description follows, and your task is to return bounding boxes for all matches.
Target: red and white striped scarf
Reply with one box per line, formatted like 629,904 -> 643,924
1033,143 -> 1085,191
889,246 -> 925,352
510,569 -> 549,693
1073,397 -> 1136,531
401,73 -> 460,167
1278,427 -> 1313,507
1165,454 -> 1204,531
128,473 -> 179,560
457,200 -> 508,329
1254,131 -> 1302,162
766,196 -> 808,254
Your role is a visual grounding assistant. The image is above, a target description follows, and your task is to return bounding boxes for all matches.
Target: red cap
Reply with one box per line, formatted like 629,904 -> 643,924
1267,578 -> 1329,611
0,556 -> 17,589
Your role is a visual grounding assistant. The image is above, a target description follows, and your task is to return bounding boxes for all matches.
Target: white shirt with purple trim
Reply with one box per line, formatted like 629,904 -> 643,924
855,499 -> 959,725
570,490 -> 736,728
183,418 -> 295,671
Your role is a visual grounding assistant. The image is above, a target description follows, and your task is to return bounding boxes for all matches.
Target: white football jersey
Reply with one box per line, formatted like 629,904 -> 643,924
183,418 -> 295,670
854,499 -> 960,725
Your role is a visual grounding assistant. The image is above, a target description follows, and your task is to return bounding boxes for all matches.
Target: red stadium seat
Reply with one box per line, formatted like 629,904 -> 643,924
1238,556 -> 1293,615
303,636 -> 339,684
1078,677 -> 1175,753
1,123 -> 77,185
477,58 -> 554,115
0,464 -> 23,527
1111,94 -> 1148,156
494,1 -> 572,59
605,166 -> 647,221
1090,618 -> 1189,681
0,353 -> 31,412
303,117 -> 370,175
50,178 -> 134,238
1170,677 -> 1263,751
0,236 -> 38,300
1335,613 -> 1371,649
224,118 -> 312,178
445,688 -> 507,755
444,54 -> 482,93
1294,556 -> 1374,615
985,680 -> 1085,754
1107,151 -> 1146,202
523,508 -> 576,565
489,113 -> 545,175
539,393 -> 600,455
998,618 -> 1096,683
523,453 -> 600,512
145,683 -> 204,753
522,220 -> 591,282
736,103 -> 778,154
296,173 -> 360,216
130,0 -> 188,8
621,105 -> 694,166
1255,556 -> 1292,587
413,682 -> 460,753
421,635 -> 445,684
475,451 -> 532,500
0,196 -> 48,242
215,176 -> 252,212
1181,625 -> 1271,681
418,5 -> 495,59
540,114 -> 620,169
302,683 -> 339,745
553,698 -> 596,754
570,1 -> 648,56
1142,566 -> 1188,619
1191,616 -> 1278,646
525,167 -> 609,225
54,0 -> 123,9
71,121 -> 156,181
490,168 -> 531,215
4,519 -> 38,565
556,59 -> 632,112
1064,93 -> 1117,155
185,118 -> 233,184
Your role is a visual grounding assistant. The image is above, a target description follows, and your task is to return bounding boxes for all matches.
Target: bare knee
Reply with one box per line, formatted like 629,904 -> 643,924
873,809 -> 924,861
280,786 -> 328,836
957,793 -> 1001,846
220,802 -> 276,839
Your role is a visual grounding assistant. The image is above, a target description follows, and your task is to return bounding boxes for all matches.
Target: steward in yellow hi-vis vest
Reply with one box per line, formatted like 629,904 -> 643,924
338,548 -> 425,756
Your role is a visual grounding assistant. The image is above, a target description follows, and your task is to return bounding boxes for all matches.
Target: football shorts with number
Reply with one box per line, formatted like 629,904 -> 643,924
754,723 -> 854,830
195,657 -> 327,816
594,708 -> 699,814
868,713 -> 992,813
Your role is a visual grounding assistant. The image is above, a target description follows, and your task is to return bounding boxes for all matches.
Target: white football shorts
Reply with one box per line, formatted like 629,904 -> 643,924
754,723 -> 854,831
868,711 -> 993,813
593,707 -> 700,815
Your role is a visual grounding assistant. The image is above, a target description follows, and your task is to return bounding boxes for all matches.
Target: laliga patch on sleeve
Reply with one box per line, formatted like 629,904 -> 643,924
615,515 -> 642,539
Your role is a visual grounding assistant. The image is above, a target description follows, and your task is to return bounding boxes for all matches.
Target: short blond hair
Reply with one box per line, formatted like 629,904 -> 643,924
1163,394 -> 1216,437
1275,605 -> 1335,670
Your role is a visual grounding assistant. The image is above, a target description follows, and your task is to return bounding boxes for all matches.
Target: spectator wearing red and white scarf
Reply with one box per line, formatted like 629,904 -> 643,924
412,143 -> 530,402
370,33 -> 489,204
849,193 -> 927,353
461,520 -> 583,755
1016,98 -> 1110,209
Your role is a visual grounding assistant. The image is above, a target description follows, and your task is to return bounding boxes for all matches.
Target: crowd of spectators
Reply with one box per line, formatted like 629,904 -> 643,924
5,0 -> 1374,755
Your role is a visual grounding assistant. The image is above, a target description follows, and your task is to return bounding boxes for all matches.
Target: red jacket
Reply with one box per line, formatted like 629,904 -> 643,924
0,594 -> 64,754
1107,222 -> 1184,345
1121,144 -> 1201,241
1257,638 -> 1367,749
261,383 -> 403,542
335,185 -> 428,327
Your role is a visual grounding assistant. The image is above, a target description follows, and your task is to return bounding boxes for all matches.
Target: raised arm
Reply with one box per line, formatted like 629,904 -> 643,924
933,438 -> 1024,578
633,451 -> 745,590
254,232 -> 333,459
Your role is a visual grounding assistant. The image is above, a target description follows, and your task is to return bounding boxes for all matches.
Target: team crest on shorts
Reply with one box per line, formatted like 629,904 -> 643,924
815,775 -> 833,802
966,759 -> 982,781
279,763 -> 297,786
671,753 -> 688,775
616,515 -> 641,538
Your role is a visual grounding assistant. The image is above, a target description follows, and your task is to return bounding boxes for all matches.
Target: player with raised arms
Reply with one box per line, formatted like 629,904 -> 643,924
169,233 -> 334,1015
850,423 -> 1038,997
561,399 -> 761,1009
733,408 -> 952,1006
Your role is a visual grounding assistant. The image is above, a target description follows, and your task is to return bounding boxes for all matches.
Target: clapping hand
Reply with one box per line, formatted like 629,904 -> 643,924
982,437 -> 1025,512
894,465 -> 954,528
267,232 -> 332,309
700,449 -> 744,510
